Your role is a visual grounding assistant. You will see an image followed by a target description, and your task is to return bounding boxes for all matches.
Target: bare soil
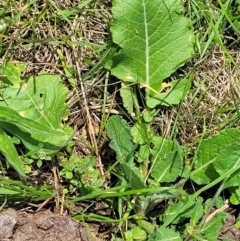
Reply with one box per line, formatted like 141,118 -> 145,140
0,208 -> 101,241
219,212 -> 240,241
1,207 -> 240,240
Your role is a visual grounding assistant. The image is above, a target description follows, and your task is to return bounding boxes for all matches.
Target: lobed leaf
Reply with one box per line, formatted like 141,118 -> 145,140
162,200 -> 196,226
0,61 -> 25,86
189,197 -> 204,226
147,79 -> 191,108
136,144 -> 150,163
131,122 -> 149,145
229,186 -> 240,205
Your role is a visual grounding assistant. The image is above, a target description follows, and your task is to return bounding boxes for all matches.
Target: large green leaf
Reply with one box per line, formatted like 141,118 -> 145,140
0,107 -> 70,150
0,63 -> 69,128
0,62 -> 73,154
107,0 -> 194,107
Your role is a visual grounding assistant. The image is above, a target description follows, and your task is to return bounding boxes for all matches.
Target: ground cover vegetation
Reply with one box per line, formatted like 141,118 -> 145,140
0,0 -> 240,240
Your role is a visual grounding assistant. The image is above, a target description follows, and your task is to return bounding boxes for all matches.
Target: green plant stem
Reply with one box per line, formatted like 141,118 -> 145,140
67,186 -> 186,203
133,85 -> 141,119
217,0 -> 240,35
97,71 -> 110,144
82,44 -> 116,81
0,196 -> 7,211
142,122 -> 150,177
191,165 -> 240,200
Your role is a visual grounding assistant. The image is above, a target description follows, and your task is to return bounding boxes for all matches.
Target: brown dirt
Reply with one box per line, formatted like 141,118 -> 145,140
0,208 -> 101,241
218,212 -> 240,241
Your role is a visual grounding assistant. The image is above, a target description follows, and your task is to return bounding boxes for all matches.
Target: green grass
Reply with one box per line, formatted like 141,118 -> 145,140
1,0 -> 240,240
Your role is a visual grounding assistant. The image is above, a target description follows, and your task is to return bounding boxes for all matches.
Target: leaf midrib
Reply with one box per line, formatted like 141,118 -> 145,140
142,0 -> 149,97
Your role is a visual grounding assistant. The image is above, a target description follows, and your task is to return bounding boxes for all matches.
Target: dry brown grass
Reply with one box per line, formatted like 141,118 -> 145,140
1,1 -> 110,73
168,46 -> 240,146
